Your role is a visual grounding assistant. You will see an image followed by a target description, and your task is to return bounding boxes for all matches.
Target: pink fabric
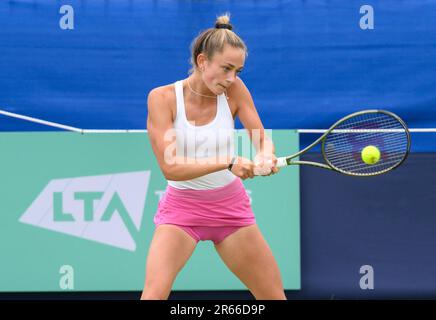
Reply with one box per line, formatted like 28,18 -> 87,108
165,224 -> 249,245
154,177 -> 255,227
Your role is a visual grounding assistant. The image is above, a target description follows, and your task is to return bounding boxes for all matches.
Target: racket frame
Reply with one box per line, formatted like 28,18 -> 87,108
276,109 -> 411,176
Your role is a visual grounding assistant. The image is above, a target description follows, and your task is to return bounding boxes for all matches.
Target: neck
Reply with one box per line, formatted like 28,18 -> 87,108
187,73 -> 218,99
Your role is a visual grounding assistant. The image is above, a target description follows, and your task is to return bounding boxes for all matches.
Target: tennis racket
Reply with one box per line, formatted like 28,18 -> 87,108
254,109 -> 410,177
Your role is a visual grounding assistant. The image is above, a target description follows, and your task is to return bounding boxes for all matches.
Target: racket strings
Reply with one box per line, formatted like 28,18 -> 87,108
325,117 -> 407,174
323,112 -> 409,175
326,132 -> 406,172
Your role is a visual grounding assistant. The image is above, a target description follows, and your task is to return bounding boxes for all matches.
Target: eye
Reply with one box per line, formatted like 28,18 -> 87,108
223,66 -> 231,72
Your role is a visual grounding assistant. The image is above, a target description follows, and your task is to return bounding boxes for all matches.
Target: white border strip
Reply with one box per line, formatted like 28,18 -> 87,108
0,109 -> 83,133
297,129 -> 436,133
83,129 -> 147,133
1,109 -> 435,134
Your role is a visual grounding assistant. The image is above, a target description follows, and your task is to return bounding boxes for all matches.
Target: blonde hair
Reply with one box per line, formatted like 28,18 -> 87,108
189,13 -> 248,74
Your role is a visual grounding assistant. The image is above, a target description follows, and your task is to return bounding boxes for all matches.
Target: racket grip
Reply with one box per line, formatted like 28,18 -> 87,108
276,157 -> 287,168
254,158 -> 286,176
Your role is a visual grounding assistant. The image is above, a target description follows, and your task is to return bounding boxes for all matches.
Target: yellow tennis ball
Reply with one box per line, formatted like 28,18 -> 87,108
361,145 -> 381,165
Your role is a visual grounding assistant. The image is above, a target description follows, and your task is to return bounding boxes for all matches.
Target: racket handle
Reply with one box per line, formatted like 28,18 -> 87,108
253,157 -> 287,176
276,157 -> 287,168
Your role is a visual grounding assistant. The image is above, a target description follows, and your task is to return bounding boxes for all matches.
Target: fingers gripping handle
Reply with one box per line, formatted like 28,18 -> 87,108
253,166 -> 271,176
253,157 -> 287,176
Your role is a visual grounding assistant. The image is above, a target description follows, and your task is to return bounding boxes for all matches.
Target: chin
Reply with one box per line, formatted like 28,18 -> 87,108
216,85 -> 225,92
209,87 -> 220,95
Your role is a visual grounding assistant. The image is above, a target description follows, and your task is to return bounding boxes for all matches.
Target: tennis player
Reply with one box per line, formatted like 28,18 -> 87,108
141,13 -> 285,300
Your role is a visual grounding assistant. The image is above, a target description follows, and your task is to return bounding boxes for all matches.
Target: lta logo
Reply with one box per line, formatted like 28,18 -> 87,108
19,171 -> 150,251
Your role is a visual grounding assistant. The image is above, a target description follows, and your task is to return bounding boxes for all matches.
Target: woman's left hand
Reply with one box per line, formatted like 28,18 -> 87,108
254,152 -> 280,176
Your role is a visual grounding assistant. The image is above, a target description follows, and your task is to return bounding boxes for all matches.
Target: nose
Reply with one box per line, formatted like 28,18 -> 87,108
226,71 -> 237,84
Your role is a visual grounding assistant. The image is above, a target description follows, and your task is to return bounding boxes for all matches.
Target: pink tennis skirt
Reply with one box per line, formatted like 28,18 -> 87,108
154,177 -> 256,227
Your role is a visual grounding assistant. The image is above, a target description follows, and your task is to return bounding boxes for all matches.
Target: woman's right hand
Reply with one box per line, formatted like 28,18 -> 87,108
229,156 -> 255,180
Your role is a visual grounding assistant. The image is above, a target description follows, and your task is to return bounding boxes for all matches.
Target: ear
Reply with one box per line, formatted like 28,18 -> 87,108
196,53 -> 207,70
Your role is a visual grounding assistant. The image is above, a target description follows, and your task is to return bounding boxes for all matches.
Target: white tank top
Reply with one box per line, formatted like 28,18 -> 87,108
167,80 -> 236,190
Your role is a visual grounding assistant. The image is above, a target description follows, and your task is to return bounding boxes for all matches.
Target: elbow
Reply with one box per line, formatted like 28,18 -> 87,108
161,165 -> 180,181
163,172 -> 178,181
162,168 -> 174,181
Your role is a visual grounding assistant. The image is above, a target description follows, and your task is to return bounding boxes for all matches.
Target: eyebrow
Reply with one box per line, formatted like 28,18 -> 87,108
224,63 -> 244,70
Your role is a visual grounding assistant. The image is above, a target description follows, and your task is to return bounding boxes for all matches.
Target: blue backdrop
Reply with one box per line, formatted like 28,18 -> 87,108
0,0 -> 435,151
296,152 -> 436,299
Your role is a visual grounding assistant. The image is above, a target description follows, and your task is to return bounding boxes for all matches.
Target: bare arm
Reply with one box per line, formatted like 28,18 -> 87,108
232,78 -> 275,155
231,78 -> 279,175
147,87 -> 231,181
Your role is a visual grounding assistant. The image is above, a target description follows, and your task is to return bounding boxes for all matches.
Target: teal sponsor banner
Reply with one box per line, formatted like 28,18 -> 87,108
0,130 -> 300,292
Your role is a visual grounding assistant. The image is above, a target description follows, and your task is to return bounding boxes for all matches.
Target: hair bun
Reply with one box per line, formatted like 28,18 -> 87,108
215,23 -> 233,30
215,13 -> 233,30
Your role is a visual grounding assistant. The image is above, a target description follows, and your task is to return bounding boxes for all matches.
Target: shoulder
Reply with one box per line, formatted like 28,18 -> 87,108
227,77 -> 252,103
227,77 -> 247,95
148,83 -> 176,106
147,83 -> 177,120
226,77 -> 254,114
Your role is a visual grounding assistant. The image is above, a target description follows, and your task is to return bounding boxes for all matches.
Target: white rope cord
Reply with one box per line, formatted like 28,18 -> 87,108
1,109 -> 435,133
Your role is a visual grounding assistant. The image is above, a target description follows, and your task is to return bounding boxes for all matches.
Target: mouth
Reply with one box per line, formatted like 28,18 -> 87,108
218,84 -> 227,89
